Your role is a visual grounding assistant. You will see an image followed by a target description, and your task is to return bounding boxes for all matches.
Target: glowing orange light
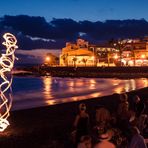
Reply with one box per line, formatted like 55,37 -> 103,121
0,33 -> 17,132
91,56 -> 95,60
141,54 -> 145,58
46,57 -> 50,62
114,54 -> 118,59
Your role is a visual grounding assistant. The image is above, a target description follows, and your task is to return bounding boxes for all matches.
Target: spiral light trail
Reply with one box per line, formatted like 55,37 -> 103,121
0,33 -> 17,132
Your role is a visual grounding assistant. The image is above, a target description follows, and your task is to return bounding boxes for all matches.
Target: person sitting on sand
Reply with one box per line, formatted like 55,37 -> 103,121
117,97 -> 134,142
130,95 -> 145,118
73,103 -> 90,144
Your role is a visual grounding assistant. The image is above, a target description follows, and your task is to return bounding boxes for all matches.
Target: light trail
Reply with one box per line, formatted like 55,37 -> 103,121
0,33 -> 17,132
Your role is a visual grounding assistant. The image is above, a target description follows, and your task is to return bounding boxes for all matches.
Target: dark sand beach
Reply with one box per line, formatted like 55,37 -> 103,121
0,86 -> 147,148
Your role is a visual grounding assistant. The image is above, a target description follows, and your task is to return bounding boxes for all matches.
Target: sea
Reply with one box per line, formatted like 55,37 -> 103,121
10,76 -> 148,111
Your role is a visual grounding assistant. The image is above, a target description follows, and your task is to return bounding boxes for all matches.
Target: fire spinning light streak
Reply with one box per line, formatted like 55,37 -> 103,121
0,33 -> 18,132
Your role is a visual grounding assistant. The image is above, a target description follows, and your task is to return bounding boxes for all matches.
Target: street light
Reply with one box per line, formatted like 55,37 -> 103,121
141,54 -> 146,59
45,56 -> 51,66
46,56 -> 50,62
114,54 -> 118,59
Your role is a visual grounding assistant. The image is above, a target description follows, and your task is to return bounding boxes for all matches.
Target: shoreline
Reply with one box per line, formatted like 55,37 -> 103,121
0,86 -> 147,147
14,66 -> 148,79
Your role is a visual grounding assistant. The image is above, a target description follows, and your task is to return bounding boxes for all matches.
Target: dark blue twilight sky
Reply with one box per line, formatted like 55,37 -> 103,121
1,0 -> 148,64
0,0 -> 148,21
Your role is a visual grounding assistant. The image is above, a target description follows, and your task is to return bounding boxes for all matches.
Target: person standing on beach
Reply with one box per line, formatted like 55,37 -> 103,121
130,95 -> 147,135
73,103 -> 90,144
130,95 -> 145,118
116,93 -> 134,142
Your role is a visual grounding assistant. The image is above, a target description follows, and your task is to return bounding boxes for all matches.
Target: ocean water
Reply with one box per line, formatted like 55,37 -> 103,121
11,76 -> 148,110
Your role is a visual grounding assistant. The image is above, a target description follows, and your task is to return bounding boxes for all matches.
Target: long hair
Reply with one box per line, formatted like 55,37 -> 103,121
96,107 -> 111,123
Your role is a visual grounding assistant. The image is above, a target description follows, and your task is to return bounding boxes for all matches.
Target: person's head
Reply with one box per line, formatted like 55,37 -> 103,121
79,103 -> 86,112
98,128 -> 113,141
120,93 -> 128,102
133,95 -> 140,103
122,101 -> 129,110
96,107 -> 111,123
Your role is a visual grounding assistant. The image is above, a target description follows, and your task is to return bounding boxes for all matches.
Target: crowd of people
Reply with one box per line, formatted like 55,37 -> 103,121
71,93 -> 148,148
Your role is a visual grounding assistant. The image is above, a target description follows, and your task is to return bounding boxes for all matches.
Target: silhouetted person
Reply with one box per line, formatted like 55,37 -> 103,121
73,103 -> 90,144
117,95 -> 134,142
92,107 -> 111,145
129,126 -> 147,148
131,95 -> 145,118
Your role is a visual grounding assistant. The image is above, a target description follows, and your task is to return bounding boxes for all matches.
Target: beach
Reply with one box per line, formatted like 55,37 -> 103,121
0,86 -> 147,148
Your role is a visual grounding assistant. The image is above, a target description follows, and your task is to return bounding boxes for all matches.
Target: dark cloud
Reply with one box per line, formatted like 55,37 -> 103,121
14,53 -> 43,66
1,15 -> 148,50
16,33 -> 64,50
50,18 -> 80,39
0,15 -> 53,38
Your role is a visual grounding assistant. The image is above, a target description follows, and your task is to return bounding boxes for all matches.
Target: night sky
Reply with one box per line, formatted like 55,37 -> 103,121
0,0 -> 148,21
1,0 -> 148,64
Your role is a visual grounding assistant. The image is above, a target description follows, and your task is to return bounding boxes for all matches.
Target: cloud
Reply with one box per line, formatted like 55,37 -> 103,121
26,35 -> 56,42
15,49 -> 60,64
1,15 -> 148,50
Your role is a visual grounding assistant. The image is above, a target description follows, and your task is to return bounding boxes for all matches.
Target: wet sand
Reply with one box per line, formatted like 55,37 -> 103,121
0,86 -> 147,148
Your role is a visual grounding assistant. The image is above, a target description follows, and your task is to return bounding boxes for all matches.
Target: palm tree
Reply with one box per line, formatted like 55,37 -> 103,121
82,58 -> 88,67
107,52 -> 110,67
109,39 -> 126,66
62,54 -> 68,66
72,57 -> 77,67
62,56 -> 66,66
114,40 -> 126,66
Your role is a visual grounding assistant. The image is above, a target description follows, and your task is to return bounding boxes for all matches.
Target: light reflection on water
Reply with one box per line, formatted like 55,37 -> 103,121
12,77 -> 148,110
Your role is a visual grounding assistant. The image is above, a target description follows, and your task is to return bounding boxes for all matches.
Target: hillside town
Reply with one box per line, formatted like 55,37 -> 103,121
45,38 -> 148,67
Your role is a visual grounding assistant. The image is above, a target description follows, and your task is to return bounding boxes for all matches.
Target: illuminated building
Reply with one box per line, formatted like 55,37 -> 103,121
88,44 -> 117,66
60,38 -> 148,67
122,39 -> 148,66
60,39 -> 96,67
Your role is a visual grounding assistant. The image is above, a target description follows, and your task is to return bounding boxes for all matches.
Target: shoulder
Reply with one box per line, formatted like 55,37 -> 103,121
94,141 -> 116,148
130,134 -> 146,145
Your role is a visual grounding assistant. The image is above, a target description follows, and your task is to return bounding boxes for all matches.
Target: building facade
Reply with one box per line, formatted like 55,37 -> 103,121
60,39 -> 96,67
60,38 -> 148,67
